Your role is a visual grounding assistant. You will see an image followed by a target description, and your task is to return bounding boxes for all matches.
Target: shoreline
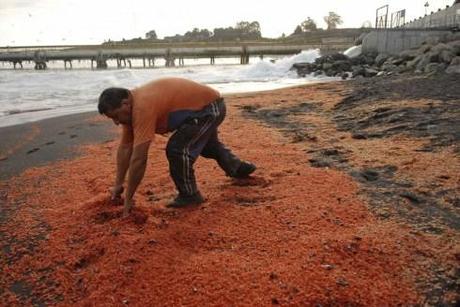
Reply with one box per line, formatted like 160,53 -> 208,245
0,80 -> 341,181
0,78 -> 339,129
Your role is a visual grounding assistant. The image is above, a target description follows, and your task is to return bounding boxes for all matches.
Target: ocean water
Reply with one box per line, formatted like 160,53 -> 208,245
0,49 -> 335,128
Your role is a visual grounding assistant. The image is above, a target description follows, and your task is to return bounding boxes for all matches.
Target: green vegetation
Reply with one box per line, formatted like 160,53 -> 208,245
102,13 -> 366,46
300,17 -> 318,32
324,12 -> 343,30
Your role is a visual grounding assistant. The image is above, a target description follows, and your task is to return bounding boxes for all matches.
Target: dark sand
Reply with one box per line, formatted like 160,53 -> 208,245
0,112 -> 116,181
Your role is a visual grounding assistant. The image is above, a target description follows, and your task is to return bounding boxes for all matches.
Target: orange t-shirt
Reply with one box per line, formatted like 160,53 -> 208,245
121,78 -> 220,146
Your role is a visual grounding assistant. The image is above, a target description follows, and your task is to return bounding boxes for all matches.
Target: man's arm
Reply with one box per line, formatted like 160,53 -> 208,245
111,125 -> 134,200
111,143 -> 133,198
123,141 -> 151,215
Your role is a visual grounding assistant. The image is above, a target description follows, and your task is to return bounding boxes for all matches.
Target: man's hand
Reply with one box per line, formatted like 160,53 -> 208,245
110,185 -> 124,205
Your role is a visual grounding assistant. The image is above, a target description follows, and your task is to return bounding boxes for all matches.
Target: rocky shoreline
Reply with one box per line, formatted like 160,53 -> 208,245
292,33 -> 460,78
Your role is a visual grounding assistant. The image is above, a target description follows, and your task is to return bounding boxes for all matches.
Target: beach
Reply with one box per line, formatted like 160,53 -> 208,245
0,74 -> 459,305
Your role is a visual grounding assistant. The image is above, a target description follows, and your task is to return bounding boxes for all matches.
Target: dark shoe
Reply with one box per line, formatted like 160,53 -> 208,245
231,161 -> 256,178
167,192 -> 204,208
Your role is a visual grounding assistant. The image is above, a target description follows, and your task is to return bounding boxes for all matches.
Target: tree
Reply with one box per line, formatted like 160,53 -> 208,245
235,21 -> 262,39
293,25 -> 303,35
184,28 -> 212,41
300,17 -> 317,31
145,30 -> 157,40
213,27 -> 239,41
323,12 -> 343,30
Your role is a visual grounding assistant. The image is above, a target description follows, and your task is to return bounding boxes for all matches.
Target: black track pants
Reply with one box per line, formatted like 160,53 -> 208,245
166,99 -> 241,196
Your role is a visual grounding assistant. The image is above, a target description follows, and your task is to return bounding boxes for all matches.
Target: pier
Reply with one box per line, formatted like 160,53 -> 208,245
0,42 -> 351,70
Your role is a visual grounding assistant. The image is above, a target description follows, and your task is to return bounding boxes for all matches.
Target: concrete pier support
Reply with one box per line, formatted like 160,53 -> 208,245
240,54 -> 250,64
13,61 -> 23,69
93,52 -> 108,69
178,57 -> 185,66
34,50 -> 47,69
165,49 -> 175,67
96,59 -> 108,69
116,57 -> 127,68
165,58 -> 175,67
210,56 -> 215,65
143,57 -> 146,68
64,59 -> 73,69
34,61 -> 47,70
240,46 -> 249,64
91,58 -> 108,69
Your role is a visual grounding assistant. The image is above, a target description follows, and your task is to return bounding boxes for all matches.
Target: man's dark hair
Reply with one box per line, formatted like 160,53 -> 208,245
98,87 -> 130,114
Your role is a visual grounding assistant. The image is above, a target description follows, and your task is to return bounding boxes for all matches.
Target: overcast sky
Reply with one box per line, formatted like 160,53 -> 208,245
0,0 -> 456,46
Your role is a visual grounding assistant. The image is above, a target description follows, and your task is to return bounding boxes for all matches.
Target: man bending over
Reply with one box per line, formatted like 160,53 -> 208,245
98,77 -> 256,216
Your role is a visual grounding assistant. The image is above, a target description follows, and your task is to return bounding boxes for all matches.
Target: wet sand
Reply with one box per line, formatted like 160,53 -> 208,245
0,112 -> 116,181
0,76 -> 459,306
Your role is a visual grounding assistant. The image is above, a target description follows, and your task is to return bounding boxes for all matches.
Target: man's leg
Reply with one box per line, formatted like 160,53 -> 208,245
201,130 -> 255,178
166,99 -> 256,207
166,102 -> 225,206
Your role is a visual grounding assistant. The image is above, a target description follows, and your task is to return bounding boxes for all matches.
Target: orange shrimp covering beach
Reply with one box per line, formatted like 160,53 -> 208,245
121,77 -> 220,146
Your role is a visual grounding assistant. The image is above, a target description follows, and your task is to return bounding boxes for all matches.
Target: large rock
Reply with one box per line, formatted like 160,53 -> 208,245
424,63 -> 447,74
406,55 -> 423,70
439,50 -> 455,64
291,63 -> 316,76
447,40 -> 460,55
322,63 -> 333,71
450,56 -> 460,66
315,53 -> 349,65
375,53 -> 389,66
399,49 -> 418,61
330,53 -> 349,62
349,52 -> 377,66
390,56 -> 405,65
364,55 -> 376,65
431,43 -> 453,54
352,65 -> 365,77
426,51 -> 440,63
418,44 -> 432,54
382,63 -> 398,72
416,54 -> 432,71
364,68 -> 379,77
446,64 -> 460,74
331,60 -> 352,72
350,56 -> 364,65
